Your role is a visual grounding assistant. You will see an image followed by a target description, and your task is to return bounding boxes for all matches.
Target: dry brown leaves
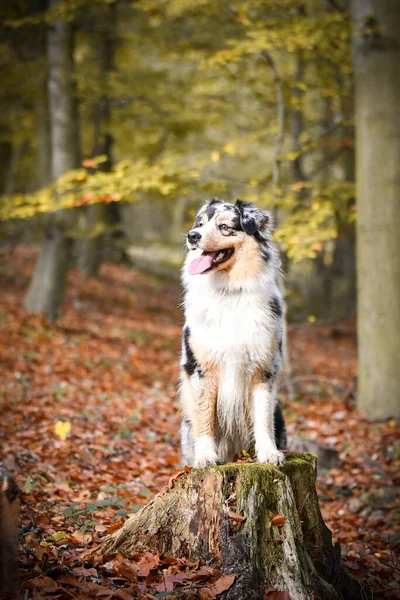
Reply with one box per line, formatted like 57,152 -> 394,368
0,247 -> 399,599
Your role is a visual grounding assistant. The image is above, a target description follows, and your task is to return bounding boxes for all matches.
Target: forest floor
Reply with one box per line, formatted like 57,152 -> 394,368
0,246 -> 399,600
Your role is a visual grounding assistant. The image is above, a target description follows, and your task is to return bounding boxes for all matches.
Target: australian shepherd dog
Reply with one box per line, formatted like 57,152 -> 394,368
180,198 -> 287,468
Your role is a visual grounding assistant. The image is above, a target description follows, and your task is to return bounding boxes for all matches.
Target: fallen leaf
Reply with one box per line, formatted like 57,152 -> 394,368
198,588 -> 217,600
271,514 -> 286,527
73,566 -> 98,578
168,470 -> 184,488
264,589 -> 291,600
113,559 -> 138,582
55,420 -> 71,441
209,574 -> 236,595
26,576 -> 59,591
106,521 -> 124,534
227,510 -> 246,523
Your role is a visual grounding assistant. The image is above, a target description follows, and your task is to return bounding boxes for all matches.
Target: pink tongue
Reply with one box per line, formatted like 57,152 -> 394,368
189,251 -> 217,275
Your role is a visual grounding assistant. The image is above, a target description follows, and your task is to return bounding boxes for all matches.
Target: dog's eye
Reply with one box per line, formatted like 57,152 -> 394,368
219,224 -> 229,231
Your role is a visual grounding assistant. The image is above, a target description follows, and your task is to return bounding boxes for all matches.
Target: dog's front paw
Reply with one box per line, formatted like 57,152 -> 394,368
257,449 -> 285,466
194,435 -> 218,468
194,455 -> 218,468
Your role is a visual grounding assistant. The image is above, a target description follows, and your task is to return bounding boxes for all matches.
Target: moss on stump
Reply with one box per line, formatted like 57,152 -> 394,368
98,454 -> 361,600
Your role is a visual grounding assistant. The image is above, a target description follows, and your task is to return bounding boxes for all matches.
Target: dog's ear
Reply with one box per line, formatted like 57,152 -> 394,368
235,199 -> 270,235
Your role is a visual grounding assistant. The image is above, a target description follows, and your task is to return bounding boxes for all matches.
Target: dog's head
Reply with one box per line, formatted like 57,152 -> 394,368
186,198 -> 272,277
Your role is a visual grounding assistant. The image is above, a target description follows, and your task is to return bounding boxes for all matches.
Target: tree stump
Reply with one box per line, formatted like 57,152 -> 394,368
98,454 -> 361,600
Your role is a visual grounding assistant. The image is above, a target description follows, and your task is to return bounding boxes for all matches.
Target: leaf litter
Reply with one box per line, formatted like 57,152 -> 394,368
0,247 -> 399,599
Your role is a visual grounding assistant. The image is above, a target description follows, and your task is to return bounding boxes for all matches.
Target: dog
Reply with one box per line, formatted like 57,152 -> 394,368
180,197 -> 287,468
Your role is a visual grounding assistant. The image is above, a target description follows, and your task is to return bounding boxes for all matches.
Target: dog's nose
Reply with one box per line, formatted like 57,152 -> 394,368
187,230 -> 201,244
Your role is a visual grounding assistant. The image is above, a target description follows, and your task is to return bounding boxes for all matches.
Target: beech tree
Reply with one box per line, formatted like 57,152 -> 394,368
1,0 -> 358,321
351,0 -> 400,419
24,0 -> 81,321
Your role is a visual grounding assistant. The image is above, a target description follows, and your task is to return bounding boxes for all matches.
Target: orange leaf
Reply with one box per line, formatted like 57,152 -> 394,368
271,514 -> 286,527
198,588 -> 217,600
113,560 -> 137,582
227,510 -> 246,523
168,470 -> 184,488
82,159 -> 97,169
106,521 -> 123,534
26,576 -> 59,591
183,465 -> 193,473
209,573 -> 236,595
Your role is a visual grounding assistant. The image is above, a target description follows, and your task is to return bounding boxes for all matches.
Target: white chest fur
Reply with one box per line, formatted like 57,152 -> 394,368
184,275 -> 278,367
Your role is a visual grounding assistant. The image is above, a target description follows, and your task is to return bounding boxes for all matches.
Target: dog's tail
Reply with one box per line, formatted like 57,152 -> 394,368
274,402 -> 287,450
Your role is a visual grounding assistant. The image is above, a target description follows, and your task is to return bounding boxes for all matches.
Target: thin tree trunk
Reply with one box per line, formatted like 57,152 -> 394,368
80,3 -> 116,277
351,0 -> 400,418
291,55 -> 307,182
3,137 -> 25,196
35,78 -> 51,188
25,5 -> 80,321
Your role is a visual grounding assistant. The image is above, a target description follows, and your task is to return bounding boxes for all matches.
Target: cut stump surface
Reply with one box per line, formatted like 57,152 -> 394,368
98,454 -> 361,600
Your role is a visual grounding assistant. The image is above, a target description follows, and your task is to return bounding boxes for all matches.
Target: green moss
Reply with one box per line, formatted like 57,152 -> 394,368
207,463 -> 289,570
281,453 -> 317,477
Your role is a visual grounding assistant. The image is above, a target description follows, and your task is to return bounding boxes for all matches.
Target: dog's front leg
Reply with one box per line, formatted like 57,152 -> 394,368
189,371 -> 218,468
252,381 -> 285,466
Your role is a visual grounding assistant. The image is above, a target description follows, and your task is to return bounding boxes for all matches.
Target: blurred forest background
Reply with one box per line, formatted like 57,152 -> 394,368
1,0 -> 399,417
0,0 -> 399,598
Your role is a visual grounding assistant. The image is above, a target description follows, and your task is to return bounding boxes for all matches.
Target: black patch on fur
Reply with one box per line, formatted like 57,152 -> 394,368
278,338 -> 283,356
262,368 -> 276,382
183,327 -> 197,376
274,402 -> 287,450
235,199 -> 257,235
209,197 -> 224,206
231,213 -> 242,231
206,204 -> 219,220
259,243 -> 271,263
269,296 -> 283,319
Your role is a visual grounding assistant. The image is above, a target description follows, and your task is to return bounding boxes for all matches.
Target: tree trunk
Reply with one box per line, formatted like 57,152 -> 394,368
79,3 -> 116,277
35,77 -> 52,188
0,466 -> 20,599
351,0 -> 400,418
97,455 -> 361,600
24,4 -> 80,321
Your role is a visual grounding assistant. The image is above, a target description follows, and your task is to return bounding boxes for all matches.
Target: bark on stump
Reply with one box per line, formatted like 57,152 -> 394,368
99,454 -> 361,600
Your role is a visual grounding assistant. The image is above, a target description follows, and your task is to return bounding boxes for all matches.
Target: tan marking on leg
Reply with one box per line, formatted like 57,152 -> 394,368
179,370 -> 195,418
189,371 -> 218,439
